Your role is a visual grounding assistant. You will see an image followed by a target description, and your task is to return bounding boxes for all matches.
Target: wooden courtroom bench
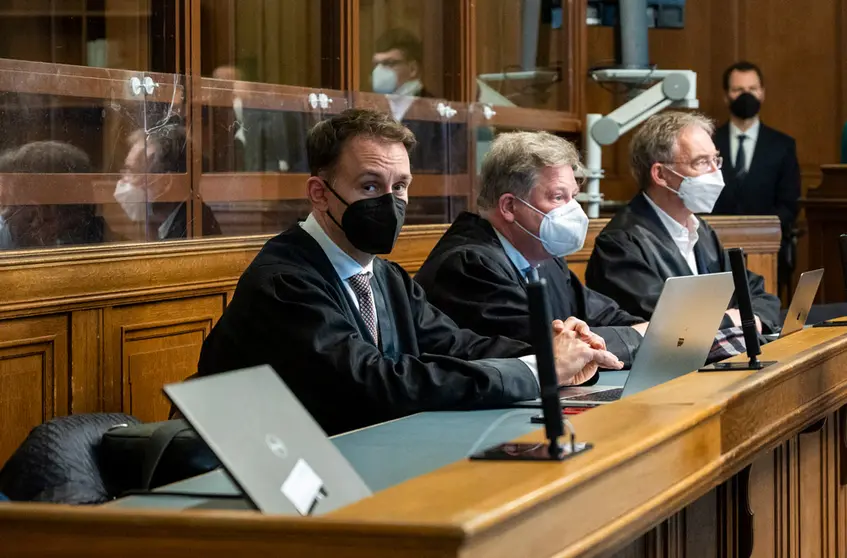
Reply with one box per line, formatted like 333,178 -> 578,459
1,322 -> 846,556
0,215 -> 780,466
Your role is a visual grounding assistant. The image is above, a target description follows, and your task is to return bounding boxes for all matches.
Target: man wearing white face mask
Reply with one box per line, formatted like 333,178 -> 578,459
416,131 -> 647,369
586,111 -> 781,334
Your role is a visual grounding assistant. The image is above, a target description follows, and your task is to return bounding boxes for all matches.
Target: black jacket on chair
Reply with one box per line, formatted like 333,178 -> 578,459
0,413 -> 140,504
585,193 -> 782,334
712,122 -> 801,236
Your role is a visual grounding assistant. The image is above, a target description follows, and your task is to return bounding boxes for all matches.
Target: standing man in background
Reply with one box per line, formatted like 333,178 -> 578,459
712,61 -> 801,299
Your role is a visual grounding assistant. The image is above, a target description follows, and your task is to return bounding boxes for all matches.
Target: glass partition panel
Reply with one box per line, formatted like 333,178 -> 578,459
475,0 -> 571,112
353,92 -> 472,224
0,0 -> 180,73
200,0 -> 329,88
0,61 -> 190,249
358,0 -> 455,101
198,82 -> 353,237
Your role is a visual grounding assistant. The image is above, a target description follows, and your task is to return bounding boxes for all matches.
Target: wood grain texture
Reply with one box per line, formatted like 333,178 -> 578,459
0,216 -> 780,461
103,296 -> 223,421
0,216 -> 781,319
0,315 -> 68,464
803,165 -> 847,303
2,325 -> 847,557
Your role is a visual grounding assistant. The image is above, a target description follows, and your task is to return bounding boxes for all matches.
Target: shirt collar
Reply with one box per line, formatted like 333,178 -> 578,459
493,227 -> 533,278
387,80 -> 424,121
730,118 -> 760,142
300,213 -> 374,281
642,192 -> 700,246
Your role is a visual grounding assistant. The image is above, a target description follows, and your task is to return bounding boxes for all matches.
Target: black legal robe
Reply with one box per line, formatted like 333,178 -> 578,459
415,212 -> 644,368
196,224 -> 539,436
585,193 -> 781,333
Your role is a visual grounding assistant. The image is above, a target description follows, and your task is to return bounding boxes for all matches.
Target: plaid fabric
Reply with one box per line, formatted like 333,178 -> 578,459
706,326 -> 747,364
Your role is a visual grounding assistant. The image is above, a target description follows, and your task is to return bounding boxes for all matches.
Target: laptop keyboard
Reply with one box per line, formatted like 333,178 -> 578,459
561,388 -> 623,403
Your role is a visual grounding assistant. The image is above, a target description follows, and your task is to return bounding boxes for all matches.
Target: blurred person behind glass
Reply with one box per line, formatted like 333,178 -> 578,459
371,29 -> 467,184
209,64 -> 300,173
0,141 -> 103,249
114,117 -> 221,240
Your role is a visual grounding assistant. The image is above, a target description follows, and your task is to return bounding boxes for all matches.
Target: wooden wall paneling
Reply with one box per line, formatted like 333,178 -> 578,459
103,296 -> 224,422
798,419 -> 830,557
0,315 -> 69,465
743,0 -> 841,188
70,309 -> 103,414
839,406 -> 847,556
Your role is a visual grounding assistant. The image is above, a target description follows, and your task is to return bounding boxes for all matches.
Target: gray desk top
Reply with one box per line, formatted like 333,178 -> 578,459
109,370 -> 627,512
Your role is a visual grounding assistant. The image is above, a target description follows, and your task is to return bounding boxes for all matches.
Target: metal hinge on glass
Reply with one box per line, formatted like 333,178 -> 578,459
308,93 -> 332,110
436,102 -> 457,119
482,104 -> 497,120
130,76 -> 158,96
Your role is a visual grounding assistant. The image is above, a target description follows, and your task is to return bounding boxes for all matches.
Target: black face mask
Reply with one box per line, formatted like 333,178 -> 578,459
322,180 -> 406,254
729,92 -> 761,119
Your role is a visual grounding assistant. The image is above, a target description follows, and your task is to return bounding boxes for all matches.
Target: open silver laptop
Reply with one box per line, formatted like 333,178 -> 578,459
557,272 -> 735,406
778,268 -> 824,338
164,365 -> 372,515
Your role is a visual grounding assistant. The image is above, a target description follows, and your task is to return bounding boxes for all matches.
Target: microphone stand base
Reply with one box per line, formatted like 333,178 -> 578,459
698,360 -> 777,372
469,441 -> 593,462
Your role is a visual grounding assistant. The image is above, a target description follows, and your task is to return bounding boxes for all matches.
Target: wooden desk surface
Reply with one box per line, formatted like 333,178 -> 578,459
3,325 -> 847,557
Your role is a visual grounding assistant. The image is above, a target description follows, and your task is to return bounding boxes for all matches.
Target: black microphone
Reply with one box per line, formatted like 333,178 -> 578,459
527,276 -> 564,458
468,272 -> 593,461
728,248 -> 763,367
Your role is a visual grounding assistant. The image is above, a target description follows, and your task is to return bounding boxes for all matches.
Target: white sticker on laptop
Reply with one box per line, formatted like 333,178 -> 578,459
281,458 -> 324,516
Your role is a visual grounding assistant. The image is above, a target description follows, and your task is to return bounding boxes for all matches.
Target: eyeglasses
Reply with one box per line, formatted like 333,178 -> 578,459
661,156 -> 723,173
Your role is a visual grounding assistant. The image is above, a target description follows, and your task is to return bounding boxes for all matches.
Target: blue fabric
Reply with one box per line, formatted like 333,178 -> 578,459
0,492 -> 8,501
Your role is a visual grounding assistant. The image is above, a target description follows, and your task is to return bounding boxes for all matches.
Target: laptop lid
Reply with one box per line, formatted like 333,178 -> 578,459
620,272 -> 735,398
779,268 -> 824,338
164,365 -> 372,516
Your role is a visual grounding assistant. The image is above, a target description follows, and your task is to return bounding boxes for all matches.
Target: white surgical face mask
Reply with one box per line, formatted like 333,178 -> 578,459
515,198 -> 589,257
661,167 -> 725,214
371,64 -> 398,94
114,179 -> 148,222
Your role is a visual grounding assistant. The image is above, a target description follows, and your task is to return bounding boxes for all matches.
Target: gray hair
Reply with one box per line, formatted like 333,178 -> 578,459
477,131 -> 583,210
630,111 -> 715,191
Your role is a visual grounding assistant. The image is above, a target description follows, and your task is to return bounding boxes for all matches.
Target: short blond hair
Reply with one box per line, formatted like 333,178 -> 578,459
477,131 -> 583,210
630,111 -> 714,191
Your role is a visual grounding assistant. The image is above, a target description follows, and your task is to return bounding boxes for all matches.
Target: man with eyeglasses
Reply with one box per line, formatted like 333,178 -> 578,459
585,111 -> 781,334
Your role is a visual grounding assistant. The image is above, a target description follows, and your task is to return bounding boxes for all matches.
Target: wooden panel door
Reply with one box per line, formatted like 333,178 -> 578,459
104,296 -> 225,423
0,315 -> 69,465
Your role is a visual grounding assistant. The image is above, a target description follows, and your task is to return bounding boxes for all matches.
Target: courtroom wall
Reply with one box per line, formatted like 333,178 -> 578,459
587,0 -> 845,203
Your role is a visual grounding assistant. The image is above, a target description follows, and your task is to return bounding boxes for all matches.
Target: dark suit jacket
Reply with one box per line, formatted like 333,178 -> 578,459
713,122 -> 800,236
585,194 -> 782,333
415,212 -> 643,368
197,224 -> 539,435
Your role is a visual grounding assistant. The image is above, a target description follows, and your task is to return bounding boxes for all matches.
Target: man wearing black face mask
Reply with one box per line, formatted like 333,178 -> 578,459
712,61 -> 800,297
196,108 -> 622,436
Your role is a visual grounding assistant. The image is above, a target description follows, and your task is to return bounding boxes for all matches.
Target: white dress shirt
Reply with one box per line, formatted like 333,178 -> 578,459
643,193 -> 700,275
729,118 -> 760,174
300,214 -> 377,329
387,79 -> 423,121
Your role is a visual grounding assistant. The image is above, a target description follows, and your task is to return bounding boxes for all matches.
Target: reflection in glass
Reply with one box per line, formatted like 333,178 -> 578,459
0,0 -> 178,73
0,141 -> 102,249
200,0 -> 326,88
116,118 -> 221,241
359,0 -> 448,100
475,0 -> 569,111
